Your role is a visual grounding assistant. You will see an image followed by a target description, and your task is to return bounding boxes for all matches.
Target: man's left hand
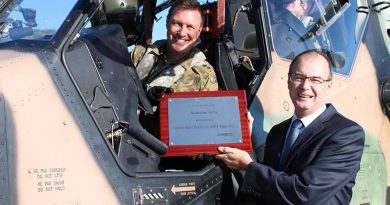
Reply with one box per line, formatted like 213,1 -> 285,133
147,86 -> 174,102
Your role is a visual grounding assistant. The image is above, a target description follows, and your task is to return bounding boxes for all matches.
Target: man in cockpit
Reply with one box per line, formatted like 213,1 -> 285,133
130,0 -> 219,136
131,0 -> 218,99
271,0 -> 318,59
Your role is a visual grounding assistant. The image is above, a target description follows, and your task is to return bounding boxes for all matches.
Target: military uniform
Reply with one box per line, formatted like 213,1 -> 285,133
130,40 -> 218,137
131,40 -> 219,92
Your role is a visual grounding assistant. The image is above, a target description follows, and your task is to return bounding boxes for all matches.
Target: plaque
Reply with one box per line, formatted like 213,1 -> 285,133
160,90 -> 252,157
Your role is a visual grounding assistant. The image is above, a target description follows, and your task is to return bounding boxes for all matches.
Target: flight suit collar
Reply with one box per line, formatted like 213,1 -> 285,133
149,40 -> 206,71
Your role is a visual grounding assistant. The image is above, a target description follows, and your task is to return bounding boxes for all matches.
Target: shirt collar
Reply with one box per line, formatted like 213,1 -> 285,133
148,43 -> 191,69
292,105 -> 327,128
150,44 -> 204,70
148,43 -> 165,56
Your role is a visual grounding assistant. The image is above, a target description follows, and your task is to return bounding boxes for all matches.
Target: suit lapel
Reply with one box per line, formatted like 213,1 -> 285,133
283,104 -> 337,169
264,120 -> 291,169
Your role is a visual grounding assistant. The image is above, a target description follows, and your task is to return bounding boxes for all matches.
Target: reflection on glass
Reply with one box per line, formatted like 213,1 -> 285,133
0,0 -> 76,43
267,0 -> 366,76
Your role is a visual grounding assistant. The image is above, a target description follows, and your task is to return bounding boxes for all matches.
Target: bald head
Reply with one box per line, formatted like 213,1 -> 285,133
289,50 -> 333,80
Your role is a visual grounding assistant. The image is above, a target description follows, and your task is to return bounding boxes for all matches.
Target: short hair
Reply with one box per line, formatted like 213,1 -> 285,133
166,0 -> 204,26
289,49 -> 333,79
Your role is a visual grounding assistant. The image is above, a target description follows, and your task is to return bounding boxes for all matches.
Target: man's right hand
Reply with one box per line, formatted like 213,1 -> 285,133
147,86 -> 174,102
216,147 -> 253,171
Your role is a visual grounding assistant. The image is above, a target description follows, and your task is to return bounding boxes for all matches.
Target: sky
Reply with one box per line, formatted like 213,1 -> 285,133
153,9 -> 168,41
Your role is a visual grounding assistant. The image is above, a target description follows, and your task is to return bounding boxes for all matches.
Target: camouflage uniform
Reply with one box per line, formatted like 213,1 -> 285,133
131,40 -> 219,92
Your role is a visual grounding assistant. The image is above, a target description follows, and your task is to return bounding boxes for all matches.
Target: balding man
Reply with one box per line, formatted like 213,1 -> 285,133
216,50 -> 365,205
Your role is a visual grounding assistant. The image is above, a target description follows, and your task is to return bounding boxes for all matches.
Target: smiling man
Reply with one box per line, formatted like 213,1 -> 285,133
131,0 -> 218,104
216,50 -> 365,204
130,0 -> 218,136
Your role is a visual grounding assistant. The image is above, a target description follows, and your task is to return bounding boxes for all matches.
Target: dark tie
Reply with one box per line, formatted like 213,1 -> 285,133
279,119 -> 304,168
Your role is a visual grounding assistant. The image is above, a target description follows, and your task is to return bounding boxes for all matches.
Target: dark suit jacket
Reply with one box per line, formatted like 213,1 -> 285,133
240,104 -> 365,205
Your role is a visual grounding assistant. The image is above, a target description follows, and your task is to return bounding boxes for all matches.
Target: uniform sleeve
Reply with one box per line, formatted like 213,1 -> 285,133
172,60 -> 219,92
130,45 -> 147,67
194,60 -> 219,91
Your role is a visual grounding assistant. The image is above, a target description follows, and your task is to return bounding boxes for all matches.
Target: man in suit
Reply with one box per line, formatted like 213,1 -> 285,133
216,50 -> 365,204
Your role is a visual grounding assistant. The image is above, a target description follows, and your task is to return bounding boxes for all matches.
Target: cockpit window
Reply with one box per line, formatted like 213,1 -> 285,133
0,0 -> 76,43
267,0 -> 367,76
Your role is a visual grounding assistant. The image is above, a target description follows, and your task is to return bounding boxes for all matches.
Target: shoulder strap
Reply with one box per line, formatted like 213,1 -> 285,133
135,40 -> 166,81
144,47 -> 207,90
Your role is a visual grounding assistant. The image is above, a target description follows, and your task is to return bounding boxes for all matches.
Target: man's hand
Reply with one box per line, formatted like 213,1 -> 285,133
301,15 -> 314,27
147,86 -> 174,102
215,147 -> 253,170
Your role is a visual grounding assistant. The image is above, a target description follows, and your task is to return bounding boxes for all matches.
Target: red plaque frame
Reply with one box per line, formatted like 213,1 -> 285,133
160,90 -> 252,157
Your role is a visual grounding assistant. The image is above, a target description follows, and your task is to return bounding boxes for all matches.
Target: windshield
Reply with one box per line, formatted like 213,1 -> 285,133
0,0 -> 76,43
267,0 -> 363,76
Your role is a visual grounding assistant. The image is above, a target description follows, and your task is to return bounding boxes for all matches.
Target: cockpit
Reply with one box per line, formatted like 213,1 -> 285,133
0,0 -> 363,175
0,0 -> 379,204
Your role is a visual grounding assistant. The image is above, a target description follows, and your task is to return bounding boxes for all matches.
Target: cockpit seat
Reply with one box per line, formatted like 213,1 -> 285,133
65,24 -> 167,172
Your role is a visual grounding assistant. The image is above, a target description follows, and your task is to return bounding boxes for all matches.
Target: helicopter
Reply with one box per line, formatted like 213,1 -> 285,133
0,0 -> 389,204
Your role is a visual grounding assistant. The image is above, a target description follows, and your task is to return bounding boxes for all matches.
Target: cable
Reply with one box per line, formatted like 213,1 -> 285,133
232,5 -> 250,28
